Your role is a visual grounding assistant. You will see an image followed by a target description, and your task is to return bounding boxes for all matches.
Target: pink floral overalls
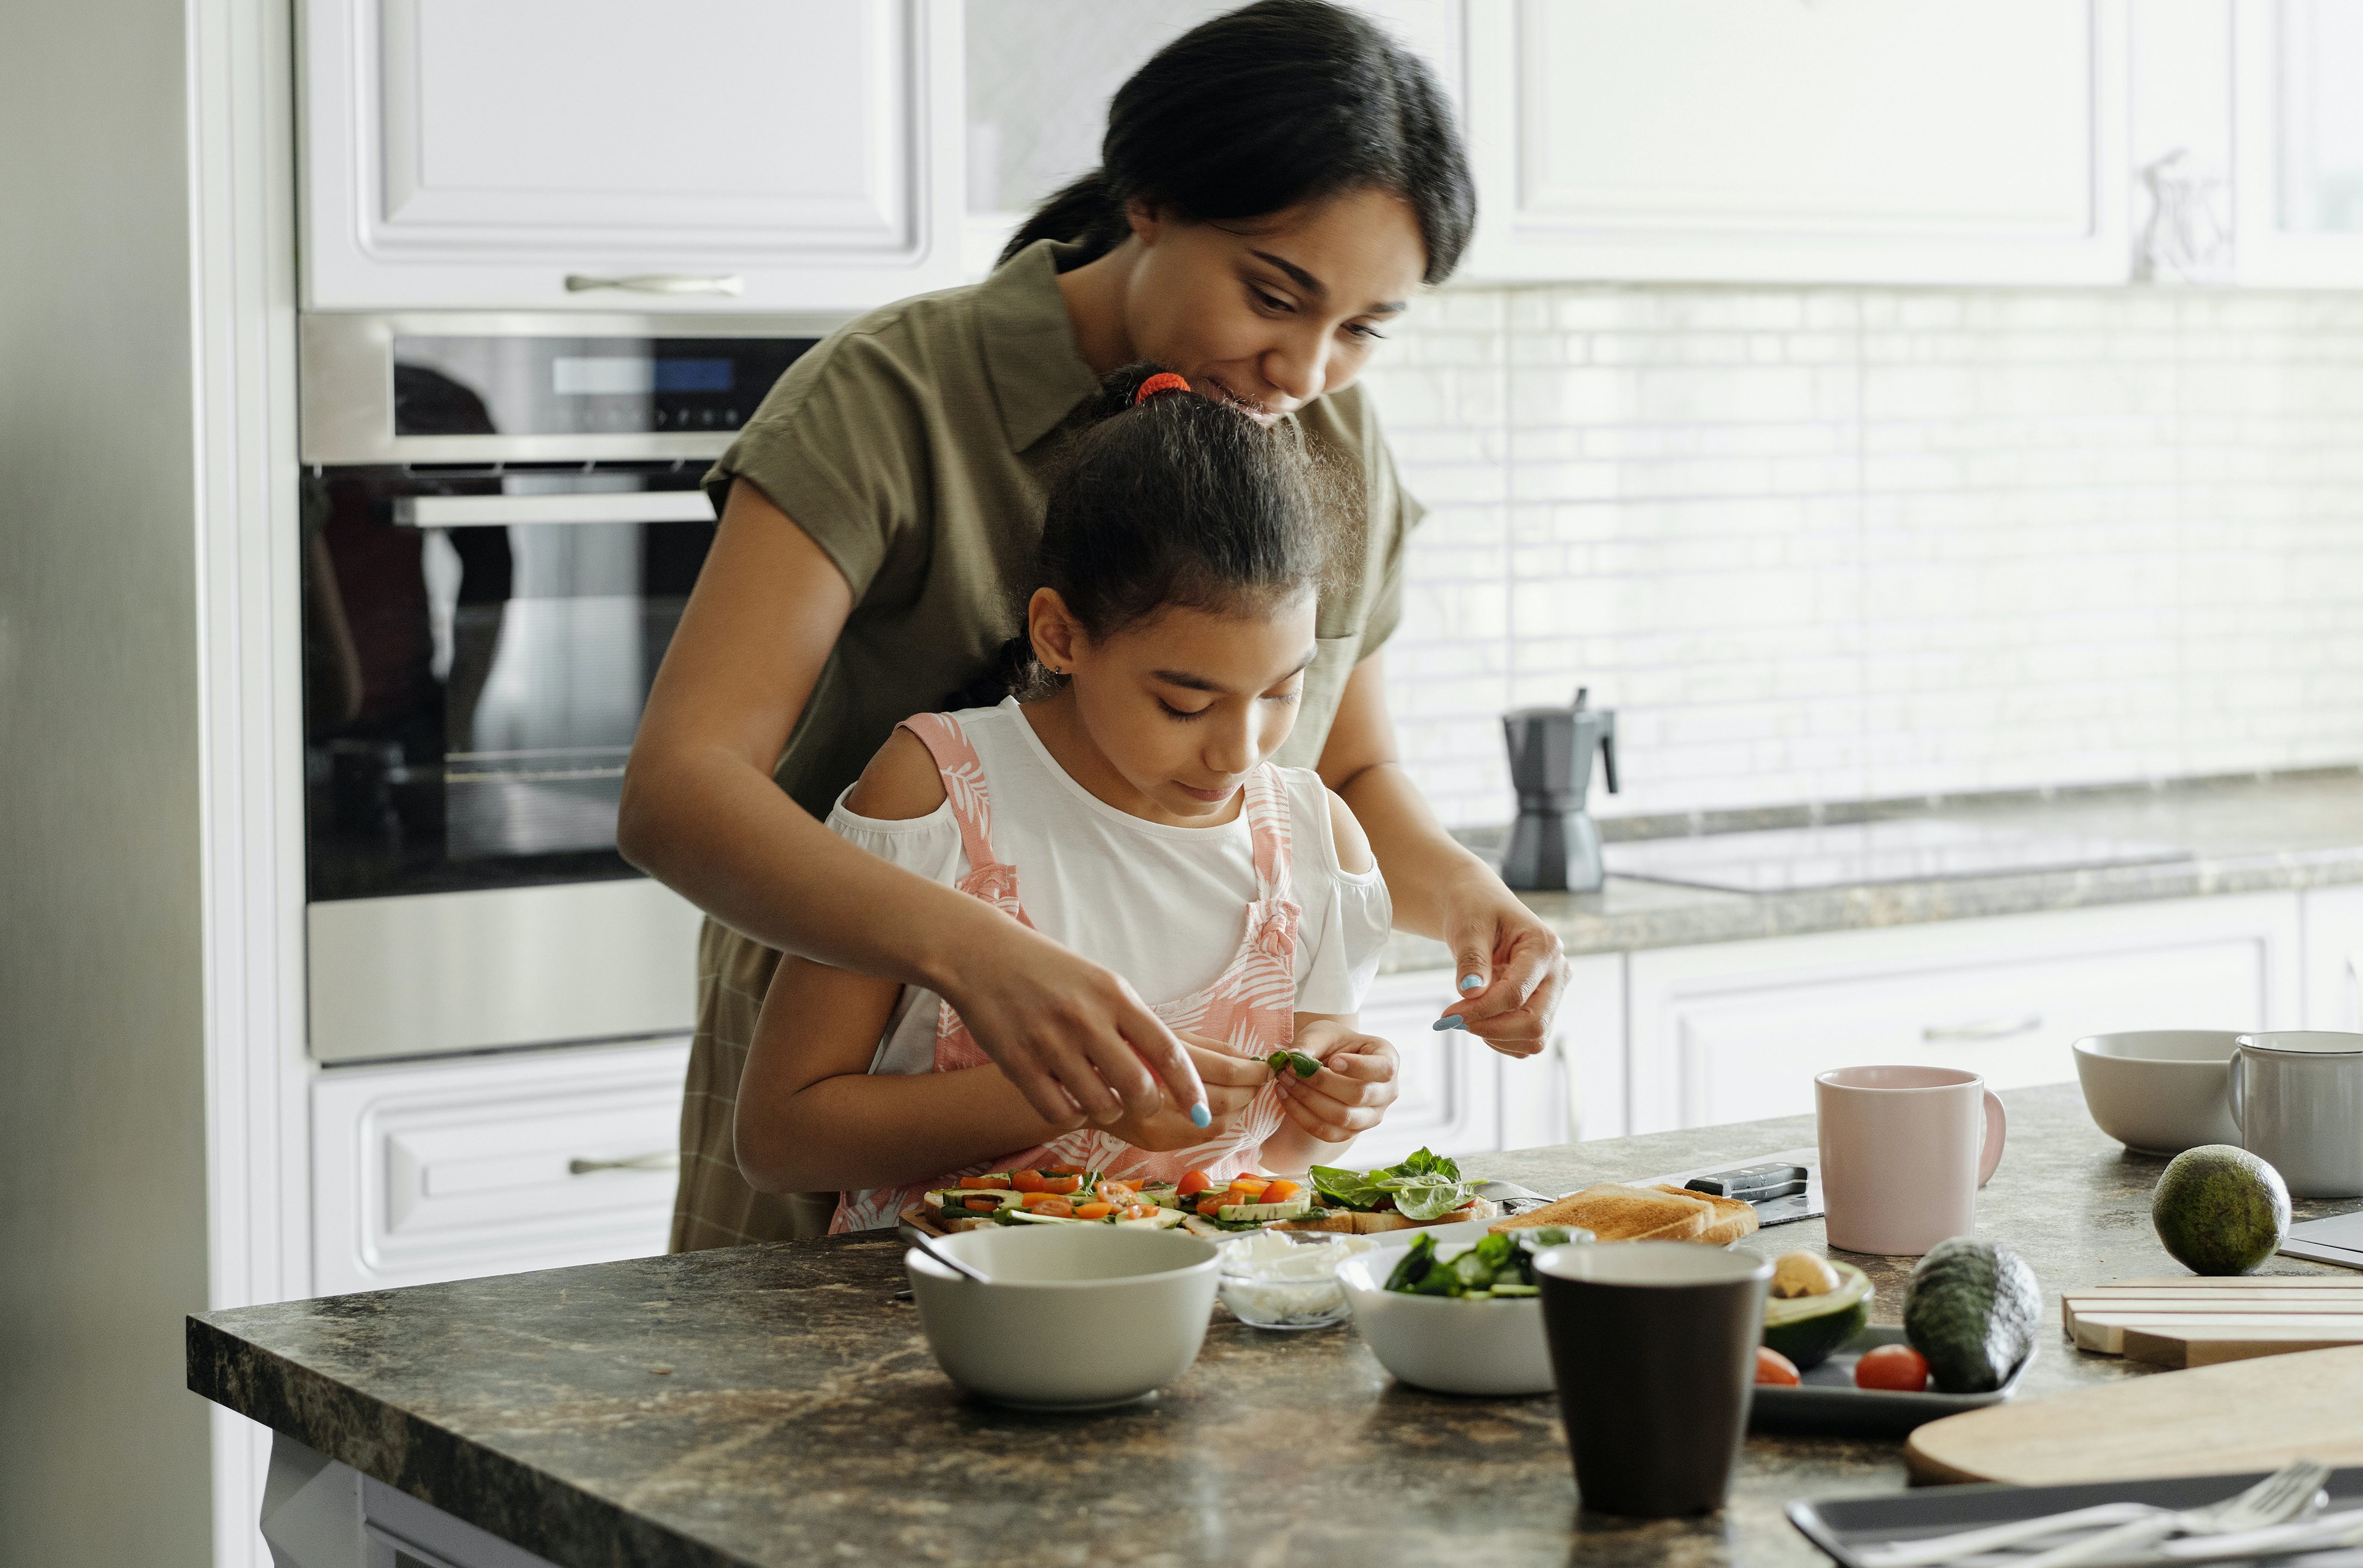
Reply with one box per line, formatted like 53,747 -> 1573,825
831,711 -> 1303,1233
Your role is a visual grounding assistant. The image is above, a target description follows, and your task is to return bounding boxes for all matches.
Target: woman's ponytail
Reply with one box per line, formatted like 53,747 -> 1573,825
938,633 -> 1044,712
995,171 -> 1126,273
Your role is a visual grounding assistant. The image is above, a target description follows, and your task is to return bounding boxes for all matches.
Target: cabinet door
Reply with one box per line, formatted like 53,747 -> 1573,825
1462,0 -> 2128,285
1347,969 -> 1505,1166
312,1039 -> 688,1295
303,0 -> 962,311
1629,894 -> 2301,1134
2234,1 -> 2363,286
2305,885 -> 2363,1031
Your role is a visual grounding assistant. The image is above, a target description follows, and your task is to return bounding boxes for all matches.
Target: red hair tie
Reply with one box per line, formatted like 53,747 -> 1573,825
1133,371 -> 1191,405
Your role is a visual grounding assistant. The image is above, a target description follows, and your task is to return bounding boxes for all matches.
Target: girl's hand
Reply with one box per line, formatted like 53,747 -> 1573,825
1105,1033 -> 1266,1151
1275,1021 -> 1400,1144
1433,867 -> 1569,1059
939,914 -> 1208,1131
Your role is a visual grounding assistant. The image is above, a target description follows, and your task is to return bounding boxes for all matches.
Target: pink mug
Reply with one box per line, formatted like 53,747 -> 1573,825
1815,1066 -> 2007,1256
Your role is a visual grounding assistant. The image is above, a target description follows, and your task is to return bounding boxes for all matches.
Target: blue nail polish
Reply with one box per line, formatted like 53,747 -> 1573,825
1459,973 -> 1486,993
1432,1015 -> 1465,1032
1189,1103 -> 1211,1129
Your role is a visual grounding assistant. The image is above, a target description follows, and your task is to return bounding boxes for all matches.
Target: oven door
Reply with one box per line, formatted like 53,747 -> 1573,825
304,475 -> 713,1061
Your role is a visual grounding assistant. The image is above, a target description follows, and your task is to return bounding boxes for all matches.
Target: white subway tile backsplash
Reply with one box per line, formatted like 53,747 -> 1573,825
1363,286 -> 2363,829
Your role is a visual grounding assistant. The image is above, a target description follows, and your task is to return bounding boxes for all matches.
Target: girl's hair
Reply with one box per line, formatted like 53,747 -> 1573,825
948,363 -> 1338,709
996,0 -> 1474,286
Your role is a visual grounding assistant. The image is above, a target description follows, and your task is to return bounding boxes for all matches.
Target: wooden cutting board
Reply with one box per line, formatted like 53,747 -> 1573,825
2063,1278 -> 2363,1365
1906,1343 -> 2363,1484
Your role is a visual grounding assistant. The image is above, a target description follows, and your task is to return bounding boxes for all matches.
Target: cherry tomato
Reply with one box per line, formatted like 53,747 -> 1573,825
1045,1165 -> 1084,1177
1019,1191 -> 1064,1208
1854,1345 -> 1931,1393
959,1174 -> 1008,1190
1032,1199 -> 1074,1219
963,1197 -> 1001,1213
1229,1177 -> 1270,1199
1073,1201 -> 1116,1219
1121,1204 -> 1157,1220
1197,1194 -> 1228,1216
1039,1175 -> 1082,1196
1754,1346 -> 1801,1386
1099,1182 -> 1137,1204
1011,1170 -> 1046,1193
1260,1180 -> 1301,1204
1177,1170 -> 1213,1197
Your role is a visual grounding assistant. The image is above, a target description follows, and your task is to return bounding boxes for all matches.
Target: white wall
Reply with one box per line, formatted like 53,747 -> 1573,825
1368,286 -> 2363,828
0,0 -> 217,1563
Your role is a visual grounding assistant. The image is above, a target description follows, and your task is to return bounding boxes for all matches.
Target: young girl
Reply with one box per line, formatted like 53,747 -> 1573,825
733,365 -> 1399,1230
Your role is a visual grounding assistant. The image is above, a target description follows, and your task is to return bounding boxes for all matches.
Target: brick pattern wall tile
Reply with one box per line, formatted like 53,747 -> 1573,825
1360,288 -> 2363,828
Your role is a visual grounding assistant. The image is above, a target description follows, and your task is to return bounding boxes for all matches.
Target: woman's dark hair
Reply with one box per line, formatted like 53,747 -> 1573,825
996,0 -> 1474,285
947,363 -> 1338,709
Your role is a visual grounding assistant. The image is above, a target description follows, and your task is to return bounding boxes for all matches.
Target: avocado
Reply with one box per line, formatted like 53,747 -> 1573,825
1216,1198 -> 1315,1222
1762,1261 -> 1872,1370
2152,1144 -> 2291,1276
1902,1238 -> 2041,1394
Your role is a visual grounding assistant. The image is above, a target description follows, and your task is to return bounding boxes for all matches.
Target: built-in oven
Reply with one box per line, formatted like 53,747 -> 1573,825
298,312 -> 839,1062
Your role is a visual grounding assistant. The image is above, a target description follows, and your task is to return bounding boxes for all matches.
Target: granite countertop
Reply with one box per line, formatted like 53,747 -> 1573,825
1381,768 -> 2363,970
188,1084 -> 2363,1568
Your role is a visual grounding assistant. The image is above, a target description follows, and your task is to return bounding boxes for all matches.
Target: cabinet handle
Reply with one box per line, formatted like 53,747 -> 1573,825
2345,954 -> 2360,1031
1921,1015 -> 2044,1044
568,1151 -> 679,1175
563,272 -> 743,297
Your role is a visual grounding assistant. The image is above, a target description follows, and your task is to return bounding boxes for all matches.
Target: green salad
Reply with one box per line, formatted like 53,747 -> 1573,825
1381,1226 -> 1583,1300
1310,1147 -> 1481,1223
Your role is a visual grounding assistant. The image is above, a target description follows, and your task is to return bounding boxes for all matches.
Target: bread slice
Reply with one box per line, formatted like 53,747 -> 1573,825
1487,1182 -> 1711,1241
1282,1197 -> 1499,1234
1653,1183 -> 1758,1245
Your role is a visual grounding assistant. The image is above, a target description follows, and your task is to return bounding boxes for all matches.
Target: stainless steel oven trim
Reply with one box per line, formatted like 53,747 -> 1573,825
392,492 -> 719,528
299,310 -> 849,466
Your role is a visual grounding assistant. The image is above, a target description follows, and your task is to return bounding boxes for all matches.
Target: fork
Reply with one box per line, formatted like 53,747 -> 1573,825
1856,1459 -> 2331,1568
2012,1459 -> 2330,1568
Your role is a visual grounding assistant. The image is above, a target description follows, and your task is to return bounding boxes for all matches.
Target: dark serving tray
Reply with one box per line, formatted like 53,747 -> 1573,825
1789,1467 -> 2363,1568
1751,1326 -> 2035,1438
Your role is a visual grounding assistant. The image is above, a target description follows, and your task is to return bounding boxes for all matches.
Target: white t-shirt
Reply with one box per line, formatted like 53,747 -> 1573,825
828,699 -> 1393,1075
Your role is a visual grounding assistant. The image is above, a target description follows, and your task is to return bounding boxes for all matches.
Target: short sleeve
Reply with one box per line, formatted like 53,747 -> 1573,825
823,786 -> 966,887
702,324 -> 934,603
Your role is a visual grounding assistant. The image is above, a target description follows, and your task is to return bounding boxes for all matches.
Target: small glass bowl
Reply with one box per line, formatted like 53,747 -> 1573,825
1216,1232 -> 1364,1331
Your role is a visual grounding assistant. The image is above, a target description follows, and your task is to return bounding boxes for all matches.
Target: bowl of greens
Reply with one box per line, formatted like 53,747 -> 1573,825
1335,1226 -> 1591,1396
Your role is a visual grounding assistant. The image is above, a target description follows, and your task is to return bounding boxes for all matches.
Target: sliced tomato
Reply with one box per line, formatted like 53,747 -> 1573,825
1197,1194 -> 1228,1216
1176,1169 -> 1214,1197
1073,1202 -> 1116,1220
1039,1174 -> 1082,1196
1044,1165 -> 1085,1177
1120,1204 -> 1157,1220
1032,1199 -> 1074,1219
1098,1182 -> 1137,1204
1754,1346 -> 1801,1386
1010,1169 -> 1046,1193
1259,1180 -> 1300,1204
963,1197 -> 1001,1212
1229,1177 -> 1270,1198
1853,1345 -> 1931,1393
958,1174 -> 1008,1190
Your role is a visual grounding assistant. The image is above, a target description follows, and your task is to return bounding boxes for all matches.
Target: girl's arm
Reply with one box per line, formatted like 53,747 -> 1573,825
1318,652 -> 1571,1059
620,480 -> 1201,1128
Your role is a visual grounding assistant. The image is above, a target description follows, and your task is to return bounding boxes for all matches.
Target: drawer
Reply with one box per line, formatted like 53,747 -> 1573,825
313,1038 -> 689,1295
1629,894 -> 2302,1134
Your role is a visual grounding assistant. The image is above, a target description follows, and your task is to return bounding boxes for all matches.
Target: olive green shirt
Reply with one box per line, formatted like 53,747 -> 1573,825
671,238 -> 1424,1251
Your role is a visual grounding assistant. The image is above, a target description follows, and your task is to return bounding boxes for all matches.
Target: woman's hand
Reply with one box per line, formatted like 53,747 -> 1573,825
1275,1019 -> 1401,1143
1432,865 -> 1570,1059
935,911 -> 1209,1131
1104,1032 -> 1266,1152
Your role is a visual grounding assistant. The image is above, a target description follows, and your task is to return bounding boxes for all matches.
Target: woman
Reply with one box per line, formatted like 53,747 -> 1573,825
620,0 -> 1573,1249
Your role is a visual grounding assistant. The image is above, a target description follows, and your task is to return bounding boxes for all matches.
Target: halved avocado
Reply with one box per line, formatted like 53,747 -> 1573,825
1762,1261 -> 1872,1370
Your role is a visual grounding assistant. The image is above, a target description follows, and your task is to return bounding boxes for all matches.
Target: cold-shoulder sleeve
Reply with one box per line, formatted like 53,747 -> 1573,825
822,786 -> 965,886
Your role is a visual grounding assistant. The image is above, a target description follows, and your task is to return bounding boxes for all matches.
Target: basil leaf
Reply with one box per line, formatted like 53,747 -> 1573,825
1310,1164 -> 1386,1210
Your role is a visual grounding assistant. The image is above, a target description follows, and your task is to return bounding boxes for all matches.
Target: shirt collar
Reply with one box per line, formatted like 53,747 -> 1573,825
975,238 -> 1102,453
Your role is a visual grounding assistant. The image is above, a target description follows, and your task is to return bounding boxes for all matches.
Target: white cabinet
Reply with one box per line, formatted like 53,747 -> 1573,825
2305,885 -> 2363,1031
312,1039 -> 688,1295
1625,894 -> 2301,1135
2234,0 -> 2363,286
300,0 -> 963,311
1460,0 -> 2129,286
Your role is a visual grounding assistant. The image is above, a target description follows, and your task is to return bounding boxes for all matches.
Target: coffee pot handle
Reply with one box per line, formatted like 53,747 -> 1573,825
2228,1044 -> 2245,1135
1977,1089 -> 2007,1188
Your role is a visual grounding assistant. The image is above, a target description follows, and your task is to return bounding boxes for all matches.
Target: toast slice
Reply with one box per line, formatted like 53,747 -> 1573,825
1653,1183 -> 1758,1245
1487,1182 -> 1712,1241
1284,1198 -> 1500,1234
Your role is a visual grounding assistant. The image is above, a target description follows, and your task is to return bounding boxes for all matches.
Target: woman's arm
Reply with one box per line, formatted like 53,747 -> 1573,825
1316,653 -> 1570,1059
619,479 -> 1202,1127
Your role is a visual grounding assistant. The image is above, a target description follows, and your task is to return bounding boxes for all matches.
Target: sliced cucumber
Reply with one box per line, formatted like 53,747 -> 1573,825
929,1189 -> 1019,1212
1216,1198 -> 1315,1223
1488,1283 -> 1539,1298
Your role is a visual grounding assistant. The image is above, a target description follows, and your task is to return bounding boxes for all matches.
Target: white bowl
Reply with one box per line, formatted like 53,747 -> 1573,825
2072,1030 -> 2242,1155
904,1226 -> 1218,1410
1336,1248 -> 1557,1396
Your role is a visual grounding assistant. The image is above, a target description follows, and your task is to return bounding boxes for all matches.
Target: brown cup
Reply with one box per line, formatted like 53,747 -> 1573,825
1535,1242 -> 1772,1517
1816,1065 -> 2006,1256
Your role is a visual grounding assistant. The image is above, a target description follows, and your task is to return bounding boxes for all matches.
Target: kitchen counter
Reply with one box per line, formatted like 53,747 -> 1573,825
188,1084 -> 2362,1568
1382,767 -> 2363,969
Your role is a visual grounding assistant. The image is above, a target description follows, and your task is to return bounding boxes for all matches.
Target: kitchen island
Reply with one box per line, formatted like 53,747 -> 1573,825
190,1084 -> 2358,1568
